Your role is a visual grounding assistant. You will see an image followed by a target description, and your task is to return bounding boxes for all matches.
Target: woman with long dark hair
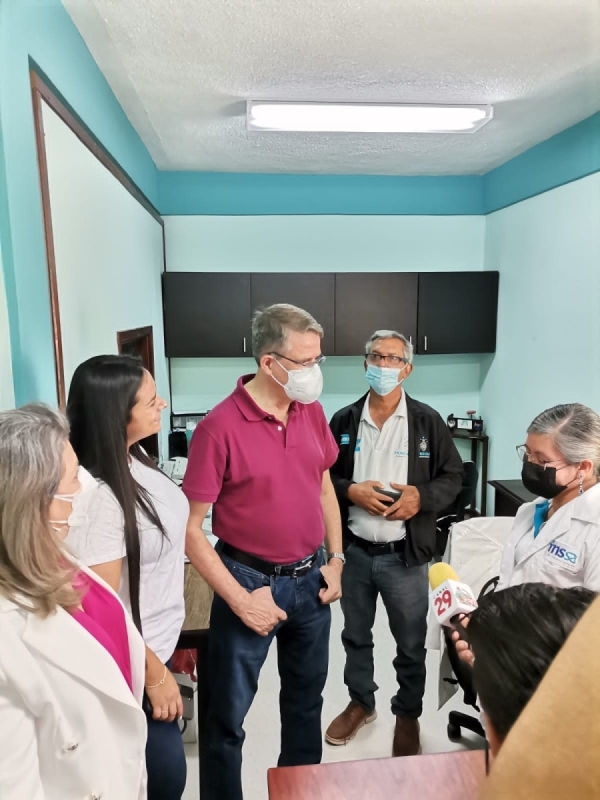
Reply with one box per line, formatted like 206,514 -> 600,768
66,354 -> 188,800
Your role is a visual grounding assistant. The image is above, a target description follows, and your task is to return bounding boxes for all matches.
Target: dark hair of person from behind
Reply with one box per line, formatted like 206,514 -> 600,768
67,354 -> 167,631
468,583 -> 595,741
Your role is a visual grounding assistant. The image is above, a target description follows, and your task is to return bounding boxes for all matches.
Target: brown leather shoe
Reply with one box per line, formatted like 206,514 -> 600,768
325,702 -> 377,745
392,716 -> 421,757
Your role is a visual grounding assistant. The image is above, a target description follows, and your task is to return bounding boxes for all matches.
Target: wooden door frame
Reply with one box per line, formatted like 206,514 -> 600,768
117,325 -> 159,459
30,65 -> 165,408
117,326 -> 155,376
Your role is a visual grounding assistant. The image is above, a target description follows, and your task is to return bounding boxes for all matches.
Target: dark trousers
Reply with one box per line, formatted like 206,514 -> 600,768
341,542 -> 428,718
204,548 -> 331,800
144,658 -> 187,800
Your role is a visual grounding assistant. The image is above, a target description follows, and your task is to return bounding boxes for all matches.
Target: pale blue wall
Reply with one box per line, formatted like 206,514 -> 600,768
171,354 -> 484,423
2,0 -> 599,439
165,213 -> 486,463
0,0 -> 158,405
480,172 -> 600,507
165,215 -> 485,274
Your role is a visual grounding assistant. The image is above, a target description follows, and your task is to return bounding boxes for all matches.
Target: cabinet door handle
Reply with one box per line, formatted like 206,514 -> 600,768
409,335 -> 412,345
243,337 -> 247,353
424,335 -> 428,352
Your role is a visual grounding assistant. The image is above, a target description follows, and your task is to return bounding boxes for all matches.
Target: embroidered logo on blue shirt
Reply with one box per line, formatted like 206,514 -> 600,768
340,433 -> 350,445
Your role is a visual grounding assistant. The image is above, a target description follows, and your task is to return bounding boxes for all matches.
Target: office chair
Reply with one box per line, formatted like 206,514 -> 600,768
445,575 -> 499,741
434,460 -> 479,560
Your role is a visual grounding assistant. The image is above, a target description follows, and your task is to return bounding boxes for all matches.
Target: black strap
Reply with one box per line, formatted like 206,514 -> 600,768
347,530 -> 406,557
220,542 -> 318,577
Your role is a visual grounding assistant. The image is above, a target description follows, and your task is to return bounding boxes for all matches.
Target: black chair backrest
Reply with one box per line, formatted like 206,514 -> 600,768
456,460 -> 479,517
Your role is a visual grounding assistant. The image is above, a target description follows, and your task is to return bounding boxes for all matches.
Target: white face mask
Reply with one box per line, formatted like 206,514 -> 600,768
272,361 -> 324,404
50,465 -> 98,532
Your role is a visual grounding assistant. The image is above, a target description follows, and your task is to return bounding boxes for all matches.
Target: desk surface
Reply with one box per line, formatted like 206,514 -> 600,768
182,563 -> 213,632
267,750 -> 486,800
488,479 -> 537,505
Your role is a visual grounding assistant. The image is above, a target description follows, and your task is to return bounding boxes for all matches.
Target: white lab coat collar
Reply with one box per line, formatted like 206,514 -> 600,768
0,559 -> 145,710
515,483 -> 600,565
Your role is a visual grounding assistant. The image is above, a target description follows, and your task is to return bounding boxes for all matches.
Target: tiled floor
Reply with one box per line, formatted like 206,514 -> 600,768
183,599 -> 482,800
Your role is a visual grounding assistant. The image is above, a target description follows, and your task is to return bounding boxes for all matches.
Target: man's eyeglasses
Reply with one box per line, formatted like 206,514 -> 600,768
365,353 -> 408,367
515,445 -> 568,470
270,352 -> 327,369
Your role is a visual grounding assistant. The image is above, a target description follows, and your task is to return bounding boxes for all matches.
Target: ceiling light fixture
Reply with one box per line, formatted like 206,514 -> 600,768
247,101 -> 493,134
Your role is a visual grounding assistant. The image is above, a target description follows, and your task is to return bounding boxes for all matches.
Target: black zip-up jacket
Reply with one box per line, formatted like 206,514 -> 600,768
329,392 -> 463,567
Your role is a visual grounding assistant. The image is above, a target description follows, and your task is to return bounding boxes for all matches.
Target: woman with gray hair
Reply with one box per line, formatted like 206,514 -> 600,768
0,404 -> 147,800
454,402 -> 600,667
497,402 -> 600,590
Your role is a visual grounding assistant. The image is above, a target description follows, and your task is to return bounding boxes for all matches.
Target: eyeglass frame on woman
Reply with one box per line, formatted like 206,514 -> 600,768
365,353 -> 408,367
270,352 -> 327,369
515,444 -> 571,471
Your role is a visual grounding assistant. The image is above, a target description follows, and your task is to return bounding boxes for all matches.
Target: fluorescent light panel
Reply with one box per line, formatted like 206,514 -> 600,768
247,101 -> 493,133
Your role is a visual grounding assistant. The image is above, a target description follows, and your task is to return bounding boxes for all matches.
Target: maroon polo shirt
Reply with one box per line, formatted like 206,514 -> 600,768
183,375 -> 339,563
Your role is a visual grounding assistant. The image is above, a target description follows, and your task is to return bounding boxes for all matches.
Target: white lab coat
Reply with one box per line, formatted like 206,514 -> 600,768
0,561 -> 147,800
498,483 -> 600,591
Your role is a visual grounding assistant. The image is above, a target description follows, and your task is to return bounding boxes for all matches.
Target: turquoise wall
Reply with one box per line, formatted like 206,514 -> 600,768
0,0 -> 158,405
1,0 -> 599,449
480,171 -> 600,508
159,173 -> 484,216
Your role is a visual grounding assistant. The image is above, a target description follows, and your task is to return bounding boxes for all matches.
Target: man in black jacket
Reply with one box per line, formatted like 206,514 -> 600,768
325,330 -> 462,757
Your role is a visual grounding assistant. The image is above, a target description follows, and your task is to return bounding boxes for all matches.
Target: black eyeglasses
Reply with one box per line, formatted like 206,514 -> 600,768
270,352 -> 327,369
365,353 -> 408,367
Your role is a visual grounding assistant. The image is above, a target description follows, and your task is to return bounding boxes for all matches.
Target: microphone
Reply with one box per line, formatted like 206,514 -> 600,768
428,563 -> 478,628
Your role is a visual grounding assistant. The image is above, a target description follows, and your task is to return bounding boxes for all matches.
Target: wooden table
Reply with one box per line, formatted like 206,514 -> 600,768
175,563 -> 213,798
268,750 -> 487,800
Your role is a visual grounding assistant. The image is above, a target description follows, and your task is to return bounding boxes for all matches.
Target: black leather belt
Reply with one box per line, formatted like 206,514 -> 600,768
220,542 -> 319,578
347,530 -> 407,557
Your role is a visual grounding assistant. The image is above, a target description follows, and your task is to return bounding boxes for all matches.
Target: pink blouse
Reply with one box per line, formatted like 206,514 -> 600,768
72,572 -> 133,692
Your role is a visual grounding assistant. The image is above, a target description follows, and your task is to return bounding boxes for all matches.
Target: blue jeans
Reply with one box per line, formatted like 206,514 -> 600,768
204,548 -> 331,800
144,658 -> 187,800
341,542 -> 428,718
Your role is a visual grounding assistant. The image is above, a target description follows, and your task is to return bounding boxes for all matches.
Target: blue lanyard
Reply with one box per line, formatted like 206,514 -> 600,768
533,500 -> 550,538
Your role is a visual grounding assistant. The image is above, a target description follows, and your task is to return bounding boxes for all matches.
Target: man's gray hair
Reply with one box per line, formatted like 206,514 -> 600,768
528,403 -> 600,475
252,303 -> 323,362
365,330 -> 414,364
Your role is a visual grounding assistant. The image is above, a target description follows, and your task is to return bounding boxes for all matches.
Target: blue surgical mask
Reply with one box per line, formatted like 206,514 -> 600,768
365,364 -> 407,397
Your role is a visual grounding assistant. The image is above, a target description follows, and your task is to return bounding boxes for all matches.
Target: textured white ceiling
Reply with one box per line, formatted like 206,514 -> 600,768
62,0 -> 600,175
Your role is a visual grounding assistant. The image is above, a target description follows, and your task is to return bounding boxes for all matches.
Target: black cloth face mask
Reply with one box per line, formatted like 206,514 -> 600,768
521,459 -> 572,499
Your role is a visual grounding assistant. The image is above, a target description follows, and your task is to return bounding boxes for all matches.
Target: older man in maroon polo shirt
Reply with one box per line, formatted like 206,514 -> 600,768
183,303 -> 344,800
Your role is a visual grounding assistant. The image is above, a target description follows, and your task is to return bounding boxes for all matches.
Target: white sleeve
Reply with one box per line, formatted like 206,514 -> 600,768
0,669 -> 45,799
583,529 -> 600,592
66,483 -> 127,567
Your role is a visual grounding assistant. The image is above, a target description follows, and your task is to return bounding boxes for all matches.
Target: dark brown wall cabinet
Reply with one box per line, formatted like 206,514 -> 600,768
162,271 -> 499,358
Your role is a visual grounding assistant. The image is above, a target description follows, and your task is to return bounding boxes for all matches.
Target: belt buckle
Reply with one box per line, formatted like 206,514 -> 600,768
292,559 -> 312,578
